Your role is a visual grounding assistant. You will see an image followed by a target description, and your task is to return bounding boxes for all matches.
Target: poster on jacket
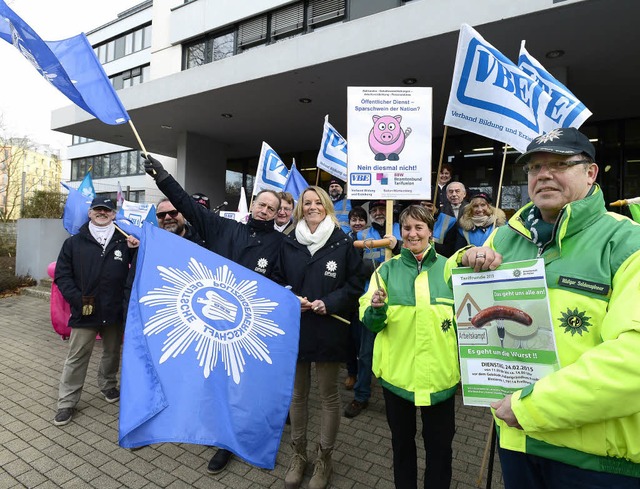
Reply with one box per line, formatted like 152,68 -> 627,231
346,86 -> 432,201
451,259 -> 560,407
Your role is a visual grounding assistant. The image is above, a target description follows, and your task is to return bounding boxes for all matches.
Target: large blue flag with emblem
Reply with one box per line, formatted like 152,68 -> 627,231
284,162 -> 309,202
317,115 -> 348,181
119,224 -> 301,468
0,0 -> 129,125
252,142 -> 289,195
61,172 -> 95,235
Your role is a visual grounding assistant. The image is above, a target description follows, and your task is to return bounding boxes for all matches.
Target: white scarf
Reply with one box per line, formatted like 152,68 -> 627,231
89,222 -> 115,249
295,216 -> 335,255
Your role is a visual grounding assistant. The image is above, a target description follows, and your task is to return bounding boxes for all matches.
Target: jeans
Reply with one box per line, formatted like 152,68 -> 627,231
383,388 -> 455,489
498,446 -> 640,489
353,323 -> 375,403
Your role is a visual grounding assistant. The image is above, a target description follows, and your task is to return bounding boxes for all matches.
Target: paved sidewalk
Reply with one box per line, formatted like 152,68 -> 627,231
0,294 -> 503,488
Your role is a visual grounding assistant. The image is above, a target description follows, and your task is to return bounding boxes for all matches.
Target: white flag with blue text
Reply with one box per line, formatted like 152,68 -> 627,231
252,142 -> 289,195
317,115 -> 348,181
518,41 -> 591,130
444,24 -> 556,153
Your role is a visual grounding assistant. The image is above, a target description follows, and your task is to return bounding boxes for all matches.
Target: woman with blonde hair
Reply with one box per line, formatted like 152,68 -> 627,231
455,192 -> 506,248
273,186 -> 366,489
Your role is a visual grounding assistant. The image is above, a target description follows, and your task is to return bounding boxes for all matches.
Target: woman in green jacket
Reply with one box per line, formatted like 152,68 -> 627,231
360,205 -> 459,489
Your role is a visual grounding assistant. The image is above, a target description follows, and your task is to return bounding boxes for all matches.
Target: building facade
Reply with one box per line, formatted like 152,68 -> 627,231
55,0 -> 640,216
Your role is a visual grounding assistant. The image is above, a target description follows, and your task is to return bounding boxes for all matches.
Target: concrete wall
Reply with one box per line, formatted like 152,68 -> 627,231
16,219 -> 69,281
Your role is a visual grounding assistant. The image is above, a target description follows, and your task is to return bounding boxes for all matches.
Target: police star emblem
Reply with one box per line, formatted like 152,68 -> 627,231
140,258 -> 285,383
557,307 -> 591,336
441,318 -> 453,333
535,128 -> 563,144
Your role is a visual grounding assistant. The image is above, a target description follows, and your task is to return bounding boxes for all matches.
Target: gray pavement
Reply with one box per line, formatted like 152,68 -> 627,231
0,294 -> 503,488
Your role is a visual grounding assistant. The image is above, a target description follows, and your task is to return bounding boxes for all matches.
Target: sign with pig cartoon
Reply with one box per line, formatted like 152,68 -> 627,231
347,87 -> 432,200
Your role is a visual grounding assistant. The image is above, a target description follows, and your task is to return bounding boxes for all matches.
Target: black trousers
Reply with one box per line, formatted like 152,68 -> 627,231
383,388 -> 455,489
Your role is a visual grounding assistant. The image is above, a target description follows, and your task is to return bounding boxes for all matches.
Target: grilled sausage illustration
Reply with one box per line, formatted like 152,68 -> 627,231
471,306 -> 533,328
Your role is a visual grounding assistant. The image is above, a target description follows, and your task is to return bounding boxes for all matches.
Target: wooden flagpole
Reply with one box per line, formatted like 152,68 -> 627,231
495,144 -> 509,208
128,120 -> 148,156
433,126 -> 449,204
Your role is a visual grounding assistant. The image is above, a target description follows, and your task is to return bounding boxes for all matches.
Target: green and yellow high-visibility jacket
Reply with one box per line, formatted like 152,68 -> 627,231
360,246 -> 460,406
485,185 -> 640,477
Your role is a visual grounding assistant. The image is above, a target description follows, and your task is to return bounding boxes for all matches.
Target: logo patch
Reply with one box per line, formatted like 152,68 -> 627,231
557,308 -> 591,336
114,250 -> 123,261
324,260 -> 337,278
441,318 -> 453,333
140,259 -> 285,383
255,257 -> 268,274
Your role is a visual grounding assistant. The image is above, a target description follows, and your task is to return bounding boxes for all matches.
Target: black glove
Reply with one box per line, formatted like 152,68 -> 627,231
143,154 -> 169,183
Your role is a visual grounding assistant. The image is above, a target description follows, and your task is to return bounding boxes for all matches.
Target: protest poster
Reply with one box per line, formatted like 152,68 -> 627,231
346,86 -> 432,200
452,259 -> 560,407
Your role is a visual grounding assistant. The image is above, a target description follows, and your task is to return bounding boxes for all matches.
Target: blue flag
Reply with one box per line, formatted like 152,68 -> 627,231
283,162 -> 309,202
0,0 -> 129,125
253,142 -> 289,195
119,225 -> 301,468
61,173 -> 95,235
116,200 -> 158,227
114,217 -> 142,240
317,115 -> 348,181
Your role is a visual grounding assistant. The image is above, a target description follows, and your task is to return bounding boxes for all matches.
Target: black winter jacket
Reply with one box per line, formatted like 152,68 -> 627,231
272,227 -> 367,362
55,223 -> 134,328
158,175 -> 283,276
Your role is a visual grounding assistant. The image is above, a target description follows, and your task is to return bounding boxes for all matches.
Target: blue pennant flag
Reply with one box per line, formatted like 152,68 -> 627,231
317,115 -> 348,181
114,217 -> 143,240
253,142 -> 289,195
0,0 -> 130,125
119,224 -> 301,468
283,162 -> 309,202
61,172 -> 95,235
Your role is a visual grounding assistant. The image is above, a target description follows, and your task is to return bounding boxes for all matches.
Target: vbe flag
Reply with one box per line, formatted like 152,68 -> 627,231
252,142 -> 289,195
444,24 -> 557,153
120,225 -> 301,468
61,172 -> 95,235
284,162 -> 309,202
0,0 -> 129,125
518,41 -> 591,129
317,115 -> 348,181
117,199 -> 158,227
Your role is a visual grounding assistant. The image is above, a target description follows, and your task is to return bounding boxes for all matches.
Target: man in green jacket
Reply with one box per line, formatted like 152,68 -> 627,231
459,128 -> 640,488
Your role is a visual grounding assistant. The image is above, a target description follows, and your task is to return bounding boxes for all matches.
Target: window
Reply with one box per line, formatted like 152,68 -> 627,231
110,64 -> 150,90
237,15 -> 267,50
94,24 -> 152,64
309,0 -> 346,26
71,150 -> 142,181
271,3 -> 304,39
185,41 -> 207,68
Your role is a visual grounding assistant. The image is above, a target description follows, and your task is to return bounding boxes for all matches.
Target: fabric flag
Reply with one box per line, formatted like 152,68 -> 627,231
237,186 -> 248,214
114,217 -> 143,240
444,24 -> 556,153
0,0 -> 129,125
61,172 -> 95,235
317,115 -> 348,181
252,142 -> 289,195
518,41 -> 591,129
116,181 -> 125,209
284,162 -> 309,202
611,196 -> 640,223
119,224 -> 300,468
116,199 -> 158,227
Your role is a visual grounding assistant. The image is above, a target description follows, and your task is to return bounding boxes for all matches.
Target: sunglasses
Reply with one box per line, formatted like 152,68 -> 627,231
156,210 -> 179,219
191,194 -> 209,201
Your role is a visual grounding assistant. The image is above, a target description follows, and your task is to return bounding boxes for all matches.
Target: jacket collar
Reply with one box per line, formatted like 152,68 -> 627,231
247,216 -> 275,232
399,244 -> 437,270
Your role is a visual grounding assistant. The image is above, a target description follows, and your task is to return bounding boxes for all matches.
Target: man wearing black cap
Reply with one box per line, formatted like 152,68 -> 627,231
328,178 -> 351,232
53,197 -> 138,426
458,127 -> 640,488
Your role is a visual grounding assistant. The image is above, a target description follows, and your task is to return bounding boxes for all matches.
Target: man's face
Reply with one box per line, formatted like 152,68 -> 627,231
447,183 -> 466,205
328,183 -> 343,200
527,153 -> 598,223
419,200 -> 435,213
88,206 -> 115,227
369,205 -> 386,226
439,169 -> 451,185
251,192 -> 280,221
276,199 -> 293,226
156,201 -> 185,235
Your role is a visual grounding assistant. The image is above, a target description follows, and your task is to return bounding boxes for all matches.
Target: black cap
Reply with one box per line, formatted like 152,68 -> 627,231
369,200 -> 386,210
89,197 -> 115,211
470,192 -> 492,204
329,178 -> 344,188
516,127 -> 595,164
191,193 -> 210,209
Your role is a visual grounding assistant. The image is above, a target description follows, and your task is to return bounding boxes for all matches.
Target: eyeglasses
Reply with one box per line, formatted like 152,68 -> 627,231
523,159 -> 590,175
156,210 -> 179,219
91,207 -> 113,212
191,194 -> 209,202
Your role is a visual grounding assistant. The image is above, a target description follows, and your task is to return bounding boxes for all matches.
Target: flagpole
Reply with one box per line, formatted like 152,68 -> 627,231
385,200 -> 394,261
315,168 -> 321,186
495,144 -> 509,207
128,120 -> 149,156
433,126 -> 449,204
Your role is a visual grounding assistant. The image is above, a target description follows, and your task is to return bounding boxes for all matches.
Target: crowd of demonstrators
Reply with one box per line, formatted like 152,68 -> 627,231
435,163 -> 453,213
343,206 -> 369,391
53,198 -> 139,426
459,128 -> 640,489
275,191 -> 295,234
142,154 -> 284,474
272,186 -> 367,489
343,200 -> 402,419
361,205 -> 459,489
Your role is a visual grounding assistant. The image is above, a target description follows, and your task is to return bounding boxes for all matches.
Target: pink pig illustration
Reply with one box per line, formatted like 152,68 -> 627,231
368,115 -> 412,161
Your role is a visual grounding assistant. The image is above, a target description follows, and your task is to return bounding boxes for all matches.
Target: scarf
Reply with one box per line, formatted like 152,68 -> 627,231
295,216 -> 335,255
471,214 -> 496,230
89,222 -> 115,249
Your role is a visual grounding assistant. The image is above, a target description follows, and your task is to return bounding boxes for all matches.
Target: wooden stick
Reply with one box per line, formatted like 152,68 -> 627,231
433,126 -> 449,203
495,144 -> 508,208
385,200 -> 394,261
352,238 -> 392,249
477,420 -> 495,487
315,168 -> 321,186
128,120 -> 148,156
295,294 -> 350,324
114,224 -> 130,239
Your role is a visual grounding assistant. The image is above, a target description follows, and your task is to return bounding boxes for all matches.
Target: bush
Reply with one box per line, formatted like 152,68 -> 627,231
21,190 -> 65,218
0,256 -> 36,295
